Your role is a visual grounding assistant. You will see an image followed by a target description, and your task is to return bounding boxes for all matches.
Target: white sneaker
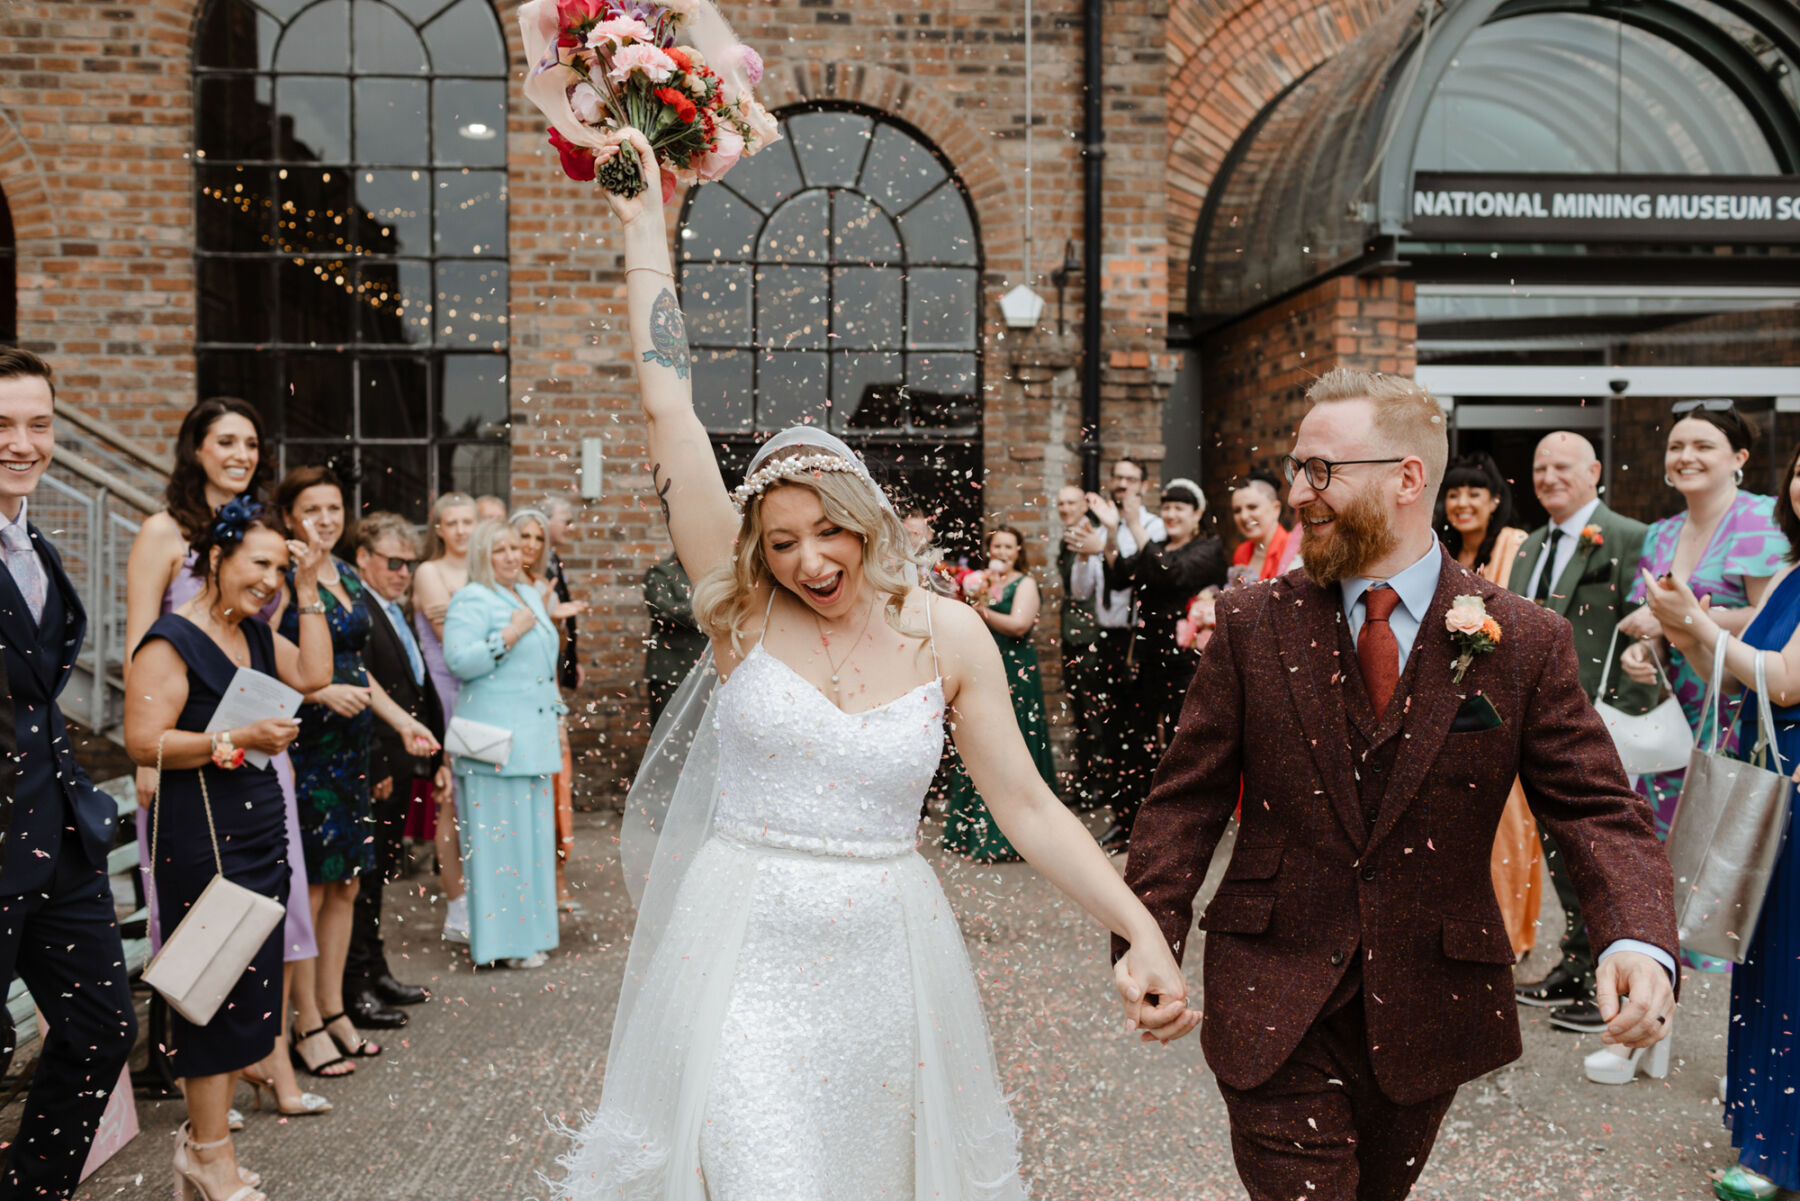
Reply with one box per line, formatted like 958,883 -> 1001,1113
1583,1040 -> 1670,1085
503,951 -> 549,970
441,895 -> 469,944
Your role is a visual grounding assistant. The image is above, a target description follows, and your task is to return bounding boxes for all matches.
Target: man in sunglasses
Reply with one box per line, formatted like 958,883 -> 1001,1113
1117,368 -> 1677,1201
346,511 -> 447,1025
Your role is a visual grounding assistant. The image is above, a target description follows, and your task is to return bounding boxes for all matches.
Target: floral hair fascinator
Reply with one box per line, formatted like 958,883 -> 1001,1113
211,494 -> 264,548
730,454 -> 865,513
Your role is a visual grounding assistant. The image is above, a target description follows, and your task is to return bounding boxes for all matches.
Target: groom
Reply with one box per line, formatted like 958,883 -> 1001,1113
1120,369 -> 1677,1200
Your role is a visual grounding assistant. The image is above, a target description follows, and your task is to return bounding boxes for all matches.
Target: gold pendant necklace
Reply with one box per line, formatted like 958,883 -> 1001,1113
814,595 -> 879,687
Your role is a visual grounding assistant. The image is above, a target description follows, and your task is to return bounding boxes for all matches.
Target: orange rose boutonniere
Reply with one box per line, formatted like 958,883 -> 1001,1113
1445,595 -> 1502,684
1580,524 -> 1604,548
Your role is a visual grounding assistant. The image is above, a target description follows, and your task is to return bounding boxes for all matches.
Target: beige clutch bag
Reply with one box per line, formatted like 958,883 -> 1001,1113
141,735 -> 286,1026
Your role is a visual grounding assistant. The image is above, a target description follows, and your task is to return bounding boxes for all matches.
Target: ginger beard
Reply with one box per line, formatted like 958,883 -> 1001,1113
1297,481 -> 1399,588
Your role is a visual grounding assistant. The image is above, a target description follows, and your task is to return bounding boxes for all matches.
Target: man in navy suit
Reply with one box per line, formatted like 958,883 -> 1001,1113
0,349 -> 137,1198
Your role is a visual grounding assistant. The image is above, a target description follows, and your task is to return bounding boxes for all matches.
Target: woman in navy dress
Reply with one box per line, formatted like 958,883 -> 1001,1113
1642,438 -> 1800,1200
125,499 -> 332,1201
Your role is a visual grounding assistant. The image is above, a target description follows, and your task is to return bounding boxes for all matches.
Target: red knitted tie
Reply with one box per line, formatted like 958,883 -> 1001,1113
1358,587 -> 1402,720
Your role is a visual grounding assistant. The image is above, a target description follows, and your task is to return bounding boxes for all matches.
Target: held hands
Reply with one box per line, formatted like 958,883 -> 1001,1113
235,717 -> 301,756
1595,950 -> 1675,1050
1114,939 -> 1201,1046
309,683 -> 372,718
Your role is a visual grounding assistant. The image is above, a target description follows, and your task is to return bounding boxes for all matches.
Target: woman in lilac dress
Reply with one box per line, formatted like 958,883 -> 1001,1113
413,491 -> 478,942
1621,401 -> 1788,972
122,396 -> 331,1113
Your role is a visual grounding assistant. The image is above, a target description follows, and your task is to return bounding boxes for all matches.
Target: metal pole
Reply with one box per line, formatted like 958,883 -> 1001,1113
1079,0 -> 1106,493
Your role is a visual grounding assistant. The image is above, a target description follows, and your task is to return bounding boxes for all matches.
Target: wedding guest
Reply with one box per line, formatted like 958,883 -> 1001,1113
1509,431 -> 1660,1032
414,492 -> 478,943
944,526 -> 1057,862
1434,453 -> 1538,959
0,350 -> 138,1198
902,506 -> 934,557
345,512 -> 443,1026
541,496 -> 584,689
443,519 -> 564,969
1620,402 -> 1787,976
643,549 -> 708,726
121,396 -> 322,1111
514,508 -> 587,914
1091,478 -> 1228,850
1228,470 -> 1291,583
1056,484 -> 1113,810
1642,437 -> 1800,1196
126,499 -> 333,1201
272,467 -> 439,1074
475,494 -> 508,523
1068,458 -> 1164,839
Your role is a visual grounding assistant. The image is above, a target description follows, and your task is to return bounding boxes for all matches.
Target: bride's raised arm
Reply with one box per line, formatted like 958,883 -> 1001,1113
611,137 -> 739,583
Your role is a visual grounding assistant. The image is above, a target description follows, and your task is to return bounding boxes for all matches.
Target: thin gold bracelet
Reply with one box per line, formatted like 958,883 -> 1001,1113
625,266 -> 675,281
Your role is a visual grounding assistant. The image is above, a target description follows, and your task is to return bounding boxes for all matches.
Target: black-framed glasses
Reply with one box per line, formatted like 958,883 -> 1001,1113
381,556 -> 419,573
1672,399 -> 1736,415
1281,455 -> 1403,491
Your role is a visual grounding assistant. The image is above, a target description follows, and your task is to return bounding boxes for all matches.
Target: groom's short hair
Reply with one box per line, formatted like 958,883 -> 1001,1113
1304,368 -> 1448,489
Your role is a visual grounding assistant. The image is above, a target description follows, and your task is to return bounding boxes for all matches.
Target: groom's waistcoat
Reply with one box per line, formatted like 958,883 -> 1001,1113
1121,549 -> 1677,1105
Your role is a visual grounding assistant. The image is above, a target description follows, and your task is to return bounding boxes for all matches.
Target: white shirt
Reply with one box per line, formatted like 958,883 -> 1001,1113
1522,497 -> 1602,601
1069,507 -> 1165,629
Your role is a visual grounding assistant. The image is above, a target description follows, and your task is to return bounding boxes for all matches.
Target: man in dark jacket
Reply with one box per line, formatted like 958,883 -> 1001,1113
345,511 -> 445,1026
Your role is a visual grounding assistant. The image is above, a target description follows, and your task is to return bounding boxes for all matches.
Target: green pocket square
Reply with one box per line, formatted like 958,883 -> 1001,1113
1450,693 -> 1505,733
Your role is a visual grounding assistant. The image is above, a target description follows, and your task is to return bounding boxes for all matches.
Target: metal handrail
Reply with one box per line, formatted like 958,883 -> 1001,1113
56,403 -> 172,476
52,454 -> 161,517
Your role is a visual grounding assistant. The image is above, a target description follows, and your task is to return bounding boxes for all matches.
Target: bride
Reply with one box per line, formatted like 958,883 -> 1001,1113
551,132 -> 1197,1201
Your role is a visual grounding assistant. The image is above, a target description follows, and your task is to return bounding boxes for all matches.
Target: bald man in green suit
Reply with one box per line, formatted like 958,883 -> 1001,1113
1505,431 -> 1658,1032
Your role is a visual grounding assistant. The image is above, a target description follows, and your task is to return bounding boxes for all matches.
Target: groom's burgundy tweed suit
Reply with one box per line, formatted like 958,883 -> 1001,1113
1121,547 -> 1676,1200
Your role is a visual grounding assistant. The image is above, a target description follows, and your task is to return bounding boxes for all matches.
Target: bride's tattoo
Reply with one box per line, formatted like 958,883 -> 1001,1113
652,461 -> 673,523
642,289 -> 692,380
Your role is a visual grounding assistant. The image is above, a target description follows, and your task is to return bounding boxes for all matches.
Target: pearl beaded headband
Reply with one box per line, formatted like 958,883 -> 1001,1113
729,453 -> 868,513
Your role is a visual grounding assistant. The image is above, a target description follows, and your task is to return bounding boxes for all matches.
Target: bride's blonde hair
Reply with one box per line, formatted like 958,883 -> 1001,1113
692,448 -> 924,652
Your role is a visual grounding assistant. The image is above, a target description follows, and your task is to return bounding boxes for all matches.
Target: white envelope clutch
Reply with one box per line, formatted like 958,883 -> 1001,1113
446,716 -> 512,767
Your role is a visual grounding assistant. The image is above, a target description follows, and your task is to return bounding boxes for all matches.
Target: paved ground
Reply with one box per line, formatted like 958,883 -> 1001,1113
29,809 -> 1746,1200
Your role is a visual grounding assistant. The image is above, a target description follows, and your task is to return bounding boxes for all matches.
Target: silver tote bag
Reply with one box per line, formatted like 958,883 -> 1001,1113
1666,635 -> 1793,964
1594,626 -> 1694,777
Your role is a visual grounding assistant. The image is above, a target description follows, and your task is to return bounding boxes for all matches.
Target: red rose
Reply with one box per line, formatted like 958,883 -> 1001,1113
547,127 -> 596,182
555,0 -> 606,30
655,86 -> 698,124
665,47 -> 692,71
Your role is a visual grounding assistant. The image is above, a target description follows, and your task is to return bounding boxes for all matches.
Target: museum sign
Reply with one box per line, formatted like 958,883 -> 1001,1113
1410,172 -> 1800,243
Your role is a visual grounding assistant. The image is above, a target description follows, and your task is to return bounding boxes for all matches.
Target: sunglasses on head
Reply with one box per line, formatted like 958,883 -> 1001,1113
1672,399 -> 1736,415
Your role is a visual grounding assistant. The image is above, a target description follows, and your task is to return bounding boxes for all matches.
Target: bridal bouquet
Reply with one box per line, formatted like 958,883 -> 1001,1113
519,0 -> 781,202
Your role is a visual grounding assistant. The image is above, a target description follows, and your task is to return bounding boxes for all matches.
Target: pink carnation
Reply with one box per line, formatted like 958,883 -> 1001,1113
569,81 -> 605,124
608,43 -> 677,84
586,15 -> 653,49
735,45 -> 764,87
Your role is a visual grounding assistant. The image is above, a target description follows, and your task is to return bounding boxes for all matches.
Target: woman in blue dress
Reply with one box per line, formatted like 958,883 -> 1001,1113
1641,437 -> 1800,1200
125,500 -> 333,1201
444,518 -> 564,969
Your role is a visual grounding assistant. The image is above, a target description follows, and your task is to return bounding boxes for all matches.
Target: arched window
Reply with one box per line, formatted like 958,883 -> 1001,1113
192,0 -> 510,520
0,188 -> 14,347
677,104 -> 985,547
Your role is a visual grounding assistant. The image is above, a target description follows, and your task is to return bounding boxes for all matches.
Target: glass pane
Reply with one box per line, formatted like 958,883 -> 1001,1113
1618,20 -> 1779,173
899,184 -> 977,265
759,191 -> 829,263
197,76 -> 274,161
434,169 -> 506,256
357,259 -> 432,343
354,78 -> 429,165
360,355 -> 430,438
359,441 -> 431,521
831,351 -> 904,434
784,111 -> 871,189
274,0 -> 349,71
832,193 -> 901,264
197,166 -> 275,252
755,266 -> 828,349
681,264 -> 752,345
279,167 -> 357,256
285,353 -> 354,439
437,353 -> 508,438
277,76 -> 351,163
433,79 -> 507,166
679,185 -> 761,261
353,0 -> 429,74
860,122 -> 947,212
906,269 -> 976,348
197,351 -> 281,438
422,0 -> 506,75
908,353 -> 979,429
435,260 -> 507,348
354,168 -> 431,256
722,138 -> 803,212
279,254 -> 357,343
197,259 -> 274,342
757,351 -> 829,431
693,349 -> 753,432
386,0 -> 453,22
255,0 -> 317,18
830,267 -> 901,349
196,0 -> 280,70
440,440 -> 508,499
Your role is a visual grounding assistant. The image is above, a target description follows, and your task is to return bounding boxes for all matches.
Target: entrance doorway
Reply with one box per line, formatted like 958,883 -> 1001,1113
1447,399 -> 1609,531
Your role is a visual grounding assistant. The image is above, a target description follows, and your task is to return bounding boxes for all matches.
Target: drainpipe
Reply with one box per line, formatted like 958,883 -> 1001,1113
1078,0 -> 1106,493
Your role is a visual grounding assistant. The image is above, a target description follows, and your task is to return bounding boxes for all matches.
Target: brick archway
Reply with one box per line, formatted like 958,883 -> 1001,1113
1165,0 -> 1389,311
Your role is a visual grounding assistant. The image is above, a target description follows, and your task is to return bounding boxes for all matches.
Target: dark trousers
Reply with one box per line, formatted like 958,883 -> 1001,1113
1218,991 -> 1456,1201
1538,825 -> 1595,990
346,785 -> 411,989
1061,633 -> 1126,809
0,845 -> 137,1200
1114,652 -> 1196,832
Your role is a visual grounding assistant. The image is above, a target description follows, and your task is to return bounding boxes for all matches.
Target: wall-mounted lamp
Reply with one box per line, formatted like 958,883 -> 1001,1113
1000,283 -> 1046,331
1049,239 -> 1081,336
579,438 -> 604,499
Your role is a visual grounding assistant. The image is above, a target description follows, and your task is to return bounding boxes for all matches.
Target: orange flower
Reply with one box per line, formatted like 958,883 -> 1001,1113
1481,616 -> 1502,642
1580,524 -> 1604,547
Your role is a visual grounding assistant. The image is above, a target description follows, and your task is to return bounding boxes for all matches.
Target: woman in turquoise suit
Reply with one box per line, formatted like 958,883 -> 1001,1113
444,518 -> 565,969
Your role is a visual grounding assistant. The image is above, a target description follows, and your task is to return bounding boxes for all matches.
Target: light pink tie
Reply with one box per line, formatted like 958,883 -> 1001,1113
1,522 -> 46,624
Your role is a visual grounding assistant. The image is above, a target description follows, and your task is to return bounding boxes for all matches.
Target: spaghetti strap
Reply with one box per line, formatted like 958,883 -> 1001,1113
757,587 -> 777,647
925,592 -> 940,679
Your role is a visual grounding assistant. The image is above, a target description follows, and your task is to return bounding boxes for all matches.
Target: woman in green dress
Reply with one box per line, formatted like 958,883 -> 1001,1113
944,526 -> 1058,861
